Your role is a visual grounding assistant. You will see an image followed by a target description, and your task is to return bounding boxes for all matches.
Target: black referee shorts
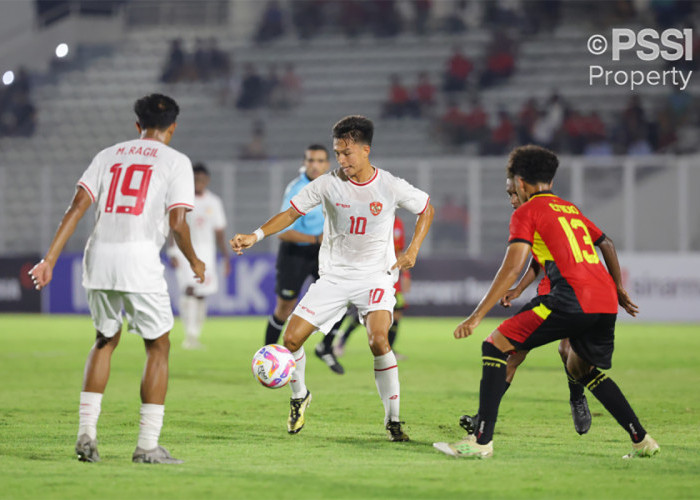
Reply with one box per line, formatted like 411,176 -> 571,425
275,241 -> 320,301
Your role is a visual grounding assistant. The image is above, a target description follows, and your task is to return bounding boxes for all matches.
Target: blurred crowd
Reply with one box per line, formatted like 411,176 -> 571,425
0,68 -> 36,138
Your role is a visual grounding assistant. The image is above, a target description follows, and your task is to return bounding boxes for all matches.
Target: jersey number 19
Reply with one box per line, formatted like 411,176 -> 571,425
105,163 -> 154,216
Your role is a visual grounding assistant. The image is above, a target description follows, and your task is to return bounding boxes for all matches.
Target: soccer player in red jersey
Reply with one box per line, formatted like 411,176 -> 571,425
434,145 -> 658,459
459,175 -> 640,436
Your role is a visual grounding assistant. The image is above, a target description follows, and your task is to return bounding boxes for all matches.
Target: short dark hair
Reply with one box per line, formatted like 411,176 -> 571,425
134,93 -> 179,131
305,144 -> 329,159
193,162 -> 209,176
332,115 -> 374,146
507,145 -> 559,185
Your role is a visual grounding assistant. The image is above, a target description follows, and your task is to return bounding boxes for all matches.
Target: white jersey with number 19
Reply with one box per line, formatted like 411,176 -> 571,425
290,167 -> 429,281
78,138 -> 194,293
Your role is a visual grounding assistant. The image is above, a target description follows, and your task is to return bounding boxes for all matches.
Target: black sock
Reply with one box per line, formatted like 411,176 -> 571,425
502,381 -> 511,396
340,316 -> 361,345
475,342 -> 509,445
565,367 -> 584,401
265,314 -> 285,345
578,368 -> 646,443
388,320 -> 399,347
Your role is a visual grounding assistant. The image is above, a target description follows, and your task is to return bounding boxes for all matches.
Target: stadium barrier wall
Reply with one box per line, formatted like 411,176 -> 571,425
0,255 -> 41,312
43,252 -> 700,322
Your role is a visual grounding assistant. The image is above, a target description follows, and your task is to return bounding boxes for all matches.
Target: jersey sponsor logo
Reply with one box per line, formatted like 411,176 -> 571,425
335,202 -> 350,208
369,201 -> 383,216
300,305 -> 316,316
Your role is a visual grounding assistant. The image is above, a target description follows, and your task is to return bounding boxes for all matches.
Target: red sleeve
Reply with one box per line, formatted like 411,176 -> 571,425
581,213 -> 605,245
508,204 -> 534,246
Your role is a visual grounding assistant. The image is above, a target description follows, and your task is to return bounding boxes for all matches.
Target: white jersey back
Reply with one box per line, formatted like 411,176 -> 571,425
78,138 -> 194,293
171,189 -> 226,295
291,167 -> 429,280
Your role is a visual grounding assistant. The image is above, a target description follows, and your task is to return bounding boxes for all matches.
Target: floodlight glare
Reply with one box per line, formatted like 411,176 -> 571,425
55,43 -> 69,58
2,70 -> 14,85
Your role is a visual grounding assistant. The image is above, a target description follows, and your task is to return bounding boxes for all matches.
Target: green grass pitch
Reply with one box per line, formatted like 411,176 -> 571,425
1,314 -> 698,499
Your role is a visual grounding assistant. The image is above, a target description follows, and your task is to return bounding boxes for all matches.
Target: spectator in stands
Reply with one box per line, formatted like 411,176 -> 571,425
276,63 -> 303,109
263,64 -> 281,107
562,108 -> 588,154
654,107 -> 678,152
291,0 -> 326,40
443,46 -> 473,92
339,0 -> 369,38
236,63 -> 265,110
620,94 -> 648,149
161,39 -> 186,83
485,110 -> 515,155
478,32 -> 516,89
666,84 -> 693,127
435,100 -> 468,146
239,120 -> 268,160
411,71 -> 436,117
381,74 -> 411,119
517,97 -> 538,144
412,0 -> 432,35
370,0 -> 403,38
435,196 -> 469,245
193,38 -> 211,81
255,0 -> 286,44
463,98 -> 489,144
9,91 -> 37,137
443,0 -> 469,33
207,37 -> 230,81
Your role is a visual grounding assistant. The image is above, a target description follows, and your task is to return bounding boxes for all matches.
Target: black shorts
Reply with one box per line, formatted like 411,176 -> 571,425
497,295 -> 617,370
275,241 -> 320,300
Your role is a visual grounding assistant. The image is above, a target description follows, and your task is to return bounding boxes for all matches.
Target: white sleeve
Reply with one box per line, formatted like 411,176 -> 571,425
77,152 -> 102,203
394,176 -> 430,215
166,155 -> 195,211
290,176 -> 325,215
212,195 -> 227,230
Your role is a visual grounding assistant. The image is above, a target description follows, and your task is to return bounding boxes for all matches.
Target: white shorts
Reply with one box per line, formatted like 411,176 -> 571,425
86,289 -> 174,340
174,255 -> 218,296
293,274 -> 396,333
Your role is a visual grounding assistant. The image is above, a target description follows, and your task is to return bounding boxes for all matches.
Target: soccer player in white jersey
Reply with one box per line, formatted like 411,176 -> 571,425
168,162 -> 229,350
29,94 -> 205,464
231,115 -> 434,441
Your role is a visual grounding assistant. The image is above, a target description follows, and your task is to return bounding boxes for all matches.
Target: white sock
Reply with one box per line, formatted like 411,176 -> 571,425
374,351 -> 400,425
137,403 -> 164,450
194,298 -> 207,340
78,391 -> 103,440
289,347 -> 307,399
180,295 -> 198,343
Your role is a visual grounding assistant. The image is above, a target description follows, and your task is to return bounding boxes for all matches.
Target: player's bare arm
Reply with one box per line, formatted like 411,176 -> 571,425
500,258 -> 540,307
170,207 -> 206,283
277,229 -> 321,245
230,207 -> 302,255
392,203 -> 434,271
29,187 -> 93,290
215,228 -> 232,276
454,242 -> 531,339
597,236 -> 639,317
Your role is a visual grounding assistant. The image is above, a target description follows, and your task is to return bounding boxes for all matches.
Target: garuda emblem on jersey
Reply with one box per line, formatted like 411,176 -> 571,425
369,201 -> 383,216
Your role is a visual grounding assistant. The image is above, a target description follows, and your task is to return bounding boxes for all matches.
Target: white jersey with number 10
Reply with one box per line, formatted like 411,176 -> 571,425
78,138 -> 194,293
290,167 -> 429,281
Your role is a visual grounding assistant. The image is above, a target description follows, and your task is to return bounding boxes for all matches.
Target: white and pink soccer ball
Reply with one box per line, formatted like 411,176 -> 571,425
251,344 -> 296,389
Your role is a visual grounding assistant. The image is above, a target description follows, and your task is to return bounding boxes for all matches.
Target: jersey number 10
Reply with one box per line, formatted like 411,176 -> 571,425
105,163 -> 154,216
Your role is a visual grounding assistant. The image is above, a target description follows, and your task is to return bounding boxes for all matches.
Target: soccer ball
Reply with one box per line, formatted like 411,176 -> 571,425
251,344 -> 296,389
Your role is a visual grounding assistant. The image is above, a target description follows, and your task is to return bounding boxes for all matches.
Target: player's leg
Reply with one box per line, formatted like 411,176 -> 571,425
266,296 -> 296,345
388,295 -> 404,359
314,316 -> 345,374
125,292 -> 183,464
181,287 -> 206,349
266,246 -> 305,345
434,329 -> 512,458
558,338 -> 591,434
459,349 -> 527,435
334,308 -> 361,357
282,315 -> 320,434
567,317 -> 658,457
77,290 -> 125,462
